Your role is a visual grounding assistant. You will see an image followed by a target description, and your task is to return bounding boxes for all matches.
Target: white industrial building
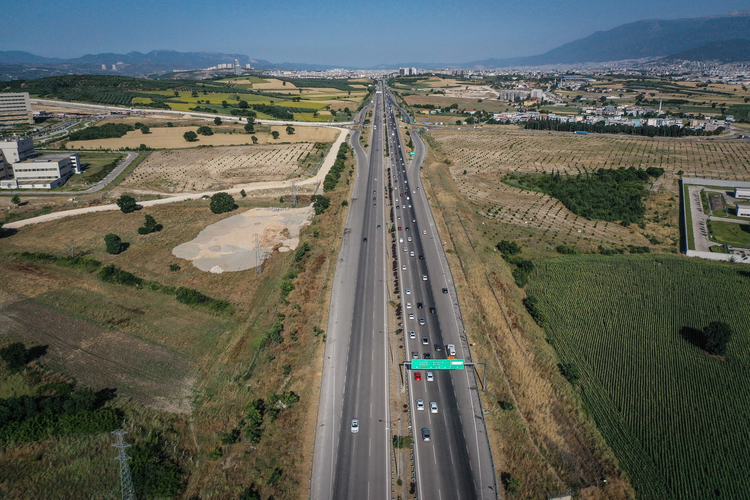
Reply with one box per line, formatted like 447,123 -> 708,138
0,93 -> 33,125
734,187 -> 750,199
737,203 -> 750,217
4,154 -> 74,189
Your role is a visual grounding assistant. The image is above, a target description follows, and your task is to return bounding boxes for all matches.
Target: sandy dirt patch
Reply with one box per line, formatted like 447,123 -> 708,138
173,206 -> 314,272
252,78 -> 298,90
66,124 -> 337,150
31,103 -> 99,115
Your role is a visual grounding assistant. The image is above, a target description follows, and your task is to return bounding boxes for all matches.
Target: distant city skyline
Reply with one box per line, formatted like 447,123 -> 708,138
3,1 -> 750,67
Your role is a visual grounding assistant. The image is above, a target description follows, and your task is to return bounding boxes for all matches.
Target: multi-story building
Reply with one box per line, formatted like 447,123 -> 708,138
0,136 -> 35,163
0,93 -> 33,125
4,154 -> 74,189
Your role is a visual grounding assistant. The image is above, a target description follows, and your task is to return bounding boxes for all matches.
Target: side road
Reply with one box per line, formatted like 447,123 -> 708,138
5,127 -> 349,229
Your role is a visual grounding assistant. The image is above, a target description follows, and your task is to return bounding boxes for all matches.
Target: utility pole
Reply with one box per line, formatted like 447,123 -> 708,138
291,180 -> 297,207
254,233 -> 262,275
112,429 -> 135,500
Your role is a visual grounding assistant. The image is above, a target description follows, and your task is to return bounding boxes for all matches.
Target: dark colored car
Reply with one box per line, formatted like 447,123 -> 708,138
442,288 -> 448,294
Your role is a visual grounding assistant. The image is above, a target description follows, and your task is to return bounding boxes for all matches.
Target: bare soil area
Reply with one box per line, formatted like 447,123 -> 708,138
173,206 -> 314,272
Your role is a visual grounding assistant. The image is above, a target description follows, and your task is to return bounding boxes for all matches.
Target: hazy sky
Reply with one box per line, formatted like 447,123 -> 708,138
4,0 -> 750,66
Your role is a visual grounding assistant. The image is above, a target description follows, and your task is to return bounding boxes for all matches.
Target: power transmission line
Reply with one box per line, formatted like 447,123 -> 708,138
112,429 -> 135,500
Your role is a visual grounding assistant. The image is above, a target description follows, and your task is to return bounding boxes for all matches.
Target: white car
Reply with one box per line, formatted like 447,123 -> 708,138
406,288 -> 411,294
402,264 -> 406,270
409,331 -> 416,339
351,419 -> 359,433
416,399 -> 424,411
406,302 -> 412,309
430,402 -> 438,414
410,251 -> 415,257
423,230 -> 427,235
399,237 -> 404,243
403,247 -> 408,252
426,371 -> 434,381
407,237 -> 412,242
422,275 -> 428,281
409,313 -> 415,320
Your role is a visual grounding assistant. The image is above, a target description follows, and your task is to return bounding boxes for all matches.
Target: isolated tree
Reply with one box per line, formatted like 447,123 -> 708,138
116,194 -> 137,214
286,125 -> 295,135
197,126 -> 213,136
221,100 -> 228,108
11,194 -> 20,206
173,91 -> 179,97
240,189 -> 247,198
704,322 -> 733,356
0,342 -> 28,370
244,122 -> 255,134
251,135 -> 258,144
271,131 -> 280,140
210,192 -> 235,214
137,214 -> 161,235
184,131 -> 198,142
140,125 -> 150,134
104,233 -> 124,255
214,117 -> 222,125
239,100 -> 249,109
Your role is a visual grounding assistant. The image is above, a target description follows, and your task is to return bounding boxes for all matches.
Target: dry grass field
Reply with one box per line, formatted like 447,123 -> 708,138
427,128 -> 750,253
116,140 -> 328,194
66,123 -> 337,150
0,150 -> 356,498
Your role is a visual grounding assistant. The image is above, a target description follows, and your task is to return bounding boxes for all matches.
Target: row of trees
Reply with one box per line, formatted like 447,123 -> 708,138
524,119 -> 725,137
323,143 -> 350,192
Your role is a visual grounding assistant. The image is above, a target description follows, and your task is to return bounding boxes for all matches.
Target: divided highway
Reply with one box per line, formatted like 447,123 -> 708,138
311,82 -> 497,499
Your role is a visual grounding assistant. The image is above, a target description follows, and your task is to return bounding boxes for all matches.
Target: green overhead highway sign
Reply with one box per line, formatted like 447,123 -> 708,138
410,152 -> 415,156
411,359 -> 465,370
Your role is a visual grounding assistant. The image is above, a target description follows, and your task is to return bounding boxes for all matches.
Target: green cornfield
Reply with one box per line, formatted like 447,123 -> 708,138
526,254 -> 750,500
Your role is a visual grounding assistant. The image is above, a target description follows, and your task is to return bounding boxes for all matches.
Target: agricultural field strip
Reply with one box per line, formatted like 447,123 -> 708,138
121,143 -> 317,194
431,129 -> 750,246
5,127 -> 349,229
527,255 -> 750,499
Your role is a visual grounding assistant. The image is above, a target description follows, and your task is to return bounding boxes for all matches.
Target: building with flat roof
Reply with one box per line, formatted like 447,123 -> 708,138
735,187 -> 750,199
737,203 -> 750,217
0,93 -> 33,125
2,153 -> 74,189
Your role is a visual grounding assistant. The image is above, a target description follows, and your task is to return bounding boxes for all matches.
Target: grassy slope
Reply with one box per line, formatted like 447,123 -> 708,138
526,254 -> 750,500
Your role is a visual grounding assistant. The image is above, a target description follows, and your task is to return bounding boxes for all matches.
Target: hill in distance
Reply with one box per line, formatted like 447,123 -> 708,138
661,39 -> 750,63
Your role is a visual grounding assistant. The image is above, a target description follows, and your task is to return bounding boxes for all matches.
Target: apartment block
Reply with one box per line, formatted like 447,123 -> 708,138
0,93 -> 33,125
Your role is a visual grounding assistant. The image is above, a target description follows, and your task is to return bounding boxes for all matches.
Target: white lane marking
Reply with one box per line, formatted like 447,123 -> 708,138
369,438 -> 372,457
432,445 -> 437,464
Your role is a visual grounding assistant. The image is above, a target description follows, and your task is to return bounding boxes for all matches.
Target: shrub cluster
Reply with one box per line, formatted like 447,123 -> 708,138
210,192 -> 235,214
69,123 -> 133,141
13,252 -> 100,272
522,295 -> 546,326
323,143 -> 349,192
137,214 -> 162,235
311,195 -> 331,215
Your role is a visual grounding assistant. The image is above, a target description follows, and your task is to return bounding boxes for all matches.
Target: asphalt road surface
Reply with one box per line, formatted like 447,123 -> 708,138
311,84 -> 391,500
311,83 -> 497,500
384,90 -> 498,500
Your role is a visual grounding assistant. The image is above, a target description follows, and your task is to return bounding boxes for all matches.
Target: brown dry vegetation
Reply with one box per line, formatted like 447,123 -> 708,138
0,142 -> 357,497
117,142 -> 325,194
418,132 -> 633,499
427,128 -> 750,254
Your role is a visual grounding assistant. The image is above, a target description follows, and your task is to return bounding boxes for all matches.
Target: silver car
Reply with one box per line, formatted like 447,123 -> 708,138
351,419 -> 359,433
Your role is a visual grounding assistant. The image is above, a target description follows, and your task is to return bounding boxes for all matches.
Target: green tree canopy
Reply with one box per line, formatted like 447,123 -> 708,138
183,131 -> 198,142
271,131 -> 280,139
116,195 -> 137,214
104,233 -> 124,255
140,125 -> 150,134
210,192 -> 235,214
704,321 -> 733,356
214,117 -> 222,125
197,126 -> 213,136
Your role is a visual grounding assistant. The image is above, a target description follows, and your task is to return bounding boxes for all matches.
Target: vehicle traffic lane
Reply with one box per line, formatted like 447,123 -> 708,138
332,88 -> 390,500
387,107 -> 477,499
406,128 -> 498,498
